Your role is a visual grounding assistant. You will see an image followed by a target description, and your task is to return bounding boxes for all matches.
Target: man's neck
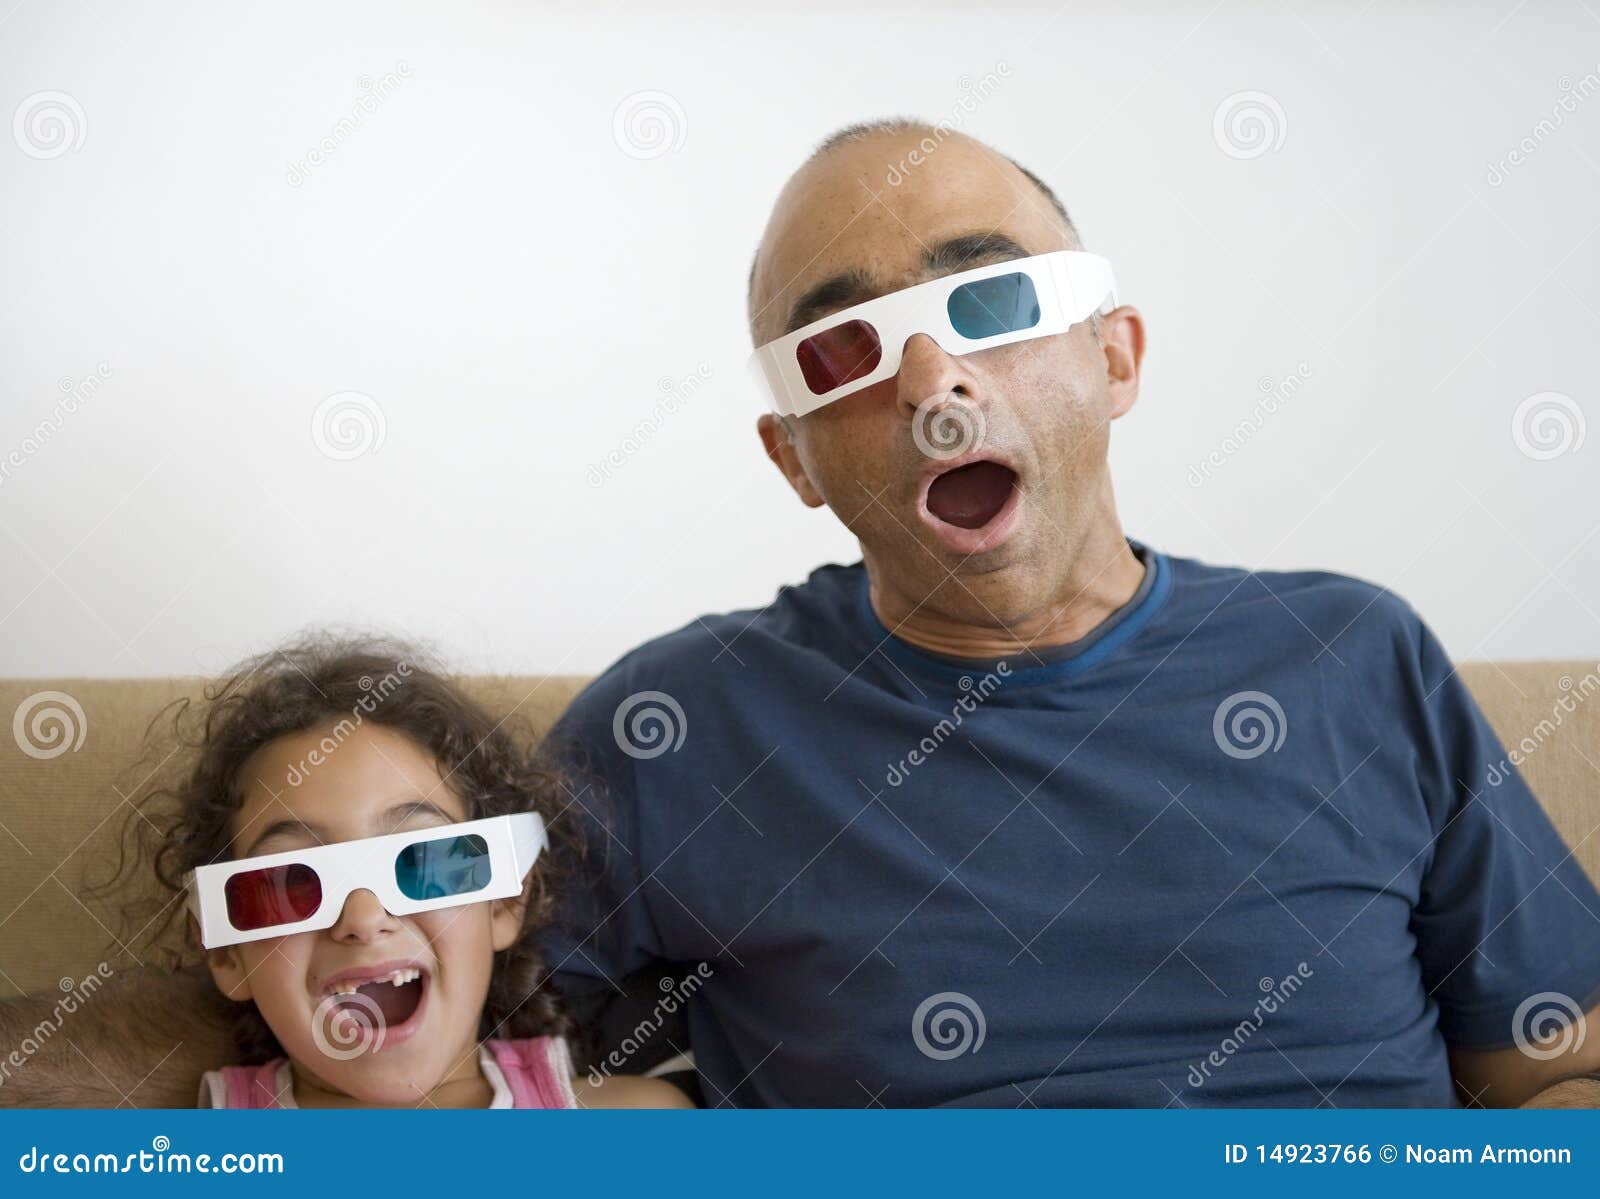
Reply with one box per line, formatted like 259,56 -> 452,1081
866,530 -> 1147,662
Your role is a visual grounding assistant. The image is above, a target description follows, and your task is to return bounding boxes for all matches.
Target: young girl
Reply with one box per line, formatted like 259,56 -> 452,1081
130,633 -> 689,1109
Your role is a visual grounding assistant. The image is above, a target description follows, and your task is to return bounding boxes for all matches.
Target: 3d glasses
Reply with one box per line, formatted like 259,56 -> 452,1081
751,250 -> 1117,417
184,812 -> 548,949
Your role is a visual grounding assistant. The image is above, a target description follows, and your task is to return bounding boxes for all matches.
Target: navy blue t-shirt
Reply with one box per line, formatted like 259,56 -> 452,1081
540,542 -> 1600,1107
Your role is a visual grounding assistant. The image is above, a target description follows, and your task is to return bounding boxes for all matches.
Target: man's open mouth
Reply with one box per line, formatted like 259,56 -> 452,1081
925,460 -> 1017,529
918,457 -> 1022,556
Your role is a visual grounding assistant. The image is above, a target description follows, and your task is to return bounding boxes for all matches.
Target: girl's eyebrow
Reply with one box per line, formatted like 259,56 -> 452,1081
240,798 -> 458,857
378,798 -> 458,828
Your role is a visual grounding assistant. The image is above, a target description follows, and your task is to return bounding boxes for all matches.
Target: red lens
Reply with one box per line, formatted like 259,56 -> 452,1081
224,862 -> 322,931
795,320 -> 883,395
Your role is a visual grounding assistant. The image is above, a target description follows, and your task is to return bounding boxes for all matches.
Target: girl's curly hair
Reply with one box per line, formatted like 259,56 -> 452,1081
95,632 -> 583,1065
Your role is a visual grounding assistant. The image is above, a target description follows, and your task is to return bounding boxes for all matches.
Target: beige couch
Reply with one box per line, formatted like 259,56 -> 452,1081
2,665 -> 1598,999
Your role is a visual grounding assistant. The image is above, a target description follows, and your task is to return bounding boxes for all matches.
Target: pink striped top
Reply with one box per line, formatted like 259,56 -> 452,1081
197,1037 -> 579,1109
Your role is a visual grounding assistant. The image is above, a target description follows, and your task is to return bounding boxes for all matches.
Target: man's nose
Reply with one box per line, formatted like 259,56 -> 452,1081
329,888 -> 400,942
894,333 -> 980,423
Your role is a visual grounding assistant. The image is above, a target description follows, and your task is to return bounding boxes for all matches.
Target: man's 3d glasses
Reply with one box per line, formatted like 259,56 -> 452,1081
751,250 -> 1117,417
185,812 -> 548,949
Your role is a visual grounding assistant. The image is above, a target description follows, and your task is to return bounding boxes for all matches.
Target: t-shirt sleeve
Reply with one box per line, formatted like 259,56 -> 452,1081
535,666 -> 669,1005
1403,607 -> 1600,1047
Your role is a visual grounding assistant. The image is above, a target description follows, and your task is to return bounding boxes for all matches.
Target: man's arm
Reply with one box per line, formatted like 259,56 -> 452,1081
1448,999 -> 1600,1108
0,965 -> 234,1108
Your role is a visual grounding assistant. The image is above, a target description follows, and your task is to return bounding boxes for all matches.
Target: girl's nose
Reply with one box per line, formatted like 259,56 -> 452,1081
328,888 -> 401,943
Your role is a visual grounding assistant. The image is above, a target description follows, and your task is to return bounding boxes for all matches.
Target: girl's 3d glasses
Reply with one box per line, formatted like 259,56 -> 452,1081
184,812 -> 548,949
750,250 -> 1117,417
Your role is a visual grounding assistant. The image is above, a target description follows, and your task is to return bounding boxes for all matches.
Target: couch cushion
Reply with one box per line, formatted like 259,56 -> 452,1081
0,676 -> 589,998
1,664 -> 1595,998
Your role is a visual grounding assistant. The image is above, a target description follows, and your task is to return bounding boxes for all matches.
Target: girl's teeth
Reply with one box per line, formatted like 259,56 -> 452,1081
327,967 -> 421,996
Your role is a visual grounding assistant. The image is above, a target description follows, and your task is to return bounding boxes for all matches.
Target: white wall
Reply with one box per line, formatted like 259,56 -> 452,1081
1,0 -> 1596,677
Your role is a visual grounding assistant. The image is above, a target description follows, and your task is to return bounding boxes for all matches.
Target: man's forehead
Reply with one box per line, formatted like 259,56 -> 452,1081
751,132 -> 1070,340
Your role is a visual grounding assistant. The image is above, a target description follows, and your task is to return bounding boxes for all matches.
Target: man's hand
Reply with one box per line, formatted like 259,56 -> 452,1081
1519,1075 -> 1600,1108
0,965 -> 234,1108
1448,999 -> 1600,1108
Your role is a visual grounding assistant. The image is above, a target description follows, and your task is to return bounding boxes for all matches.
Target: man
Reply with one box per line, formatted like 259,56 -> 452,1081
4,120 -> 1597,1108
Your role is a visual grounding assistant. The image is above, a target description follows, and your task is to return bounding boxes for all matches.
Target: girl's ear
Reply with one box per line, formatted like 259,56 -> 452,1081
489,875 -> 534,953
190,914 -> 255,1001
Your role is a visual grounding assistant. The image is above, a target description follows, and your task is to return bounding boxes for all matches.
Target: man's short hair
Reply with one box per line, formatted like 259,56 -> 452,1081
748,117 -> 1084,319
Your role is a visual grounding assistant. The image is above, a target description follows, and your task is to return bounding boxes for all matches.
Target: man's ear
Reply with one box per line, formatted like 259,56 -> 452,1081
192,913 -> 256,1001
757,414 -> 826,508
1099,305 -> 1146,421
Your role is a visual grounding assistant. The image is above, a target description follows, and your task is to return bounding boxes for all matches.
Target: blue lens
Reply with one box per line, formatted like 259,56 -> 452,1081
946,272 -> 1041,339
395,834 -> 491,901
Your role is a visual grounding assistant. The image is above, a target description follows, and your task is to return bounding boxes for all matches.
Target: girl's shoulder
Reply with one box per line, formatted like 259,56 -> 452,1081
197,1059 -> 293,1108
481,1035 -> 580,1108
569,1072 -> 696,1109
483,1037 -> 693,1108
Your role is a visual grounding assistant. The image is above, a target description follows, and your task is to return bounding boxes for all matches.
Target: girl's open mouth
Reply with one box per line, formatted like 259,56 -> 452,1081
320,963 -> 430,1050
